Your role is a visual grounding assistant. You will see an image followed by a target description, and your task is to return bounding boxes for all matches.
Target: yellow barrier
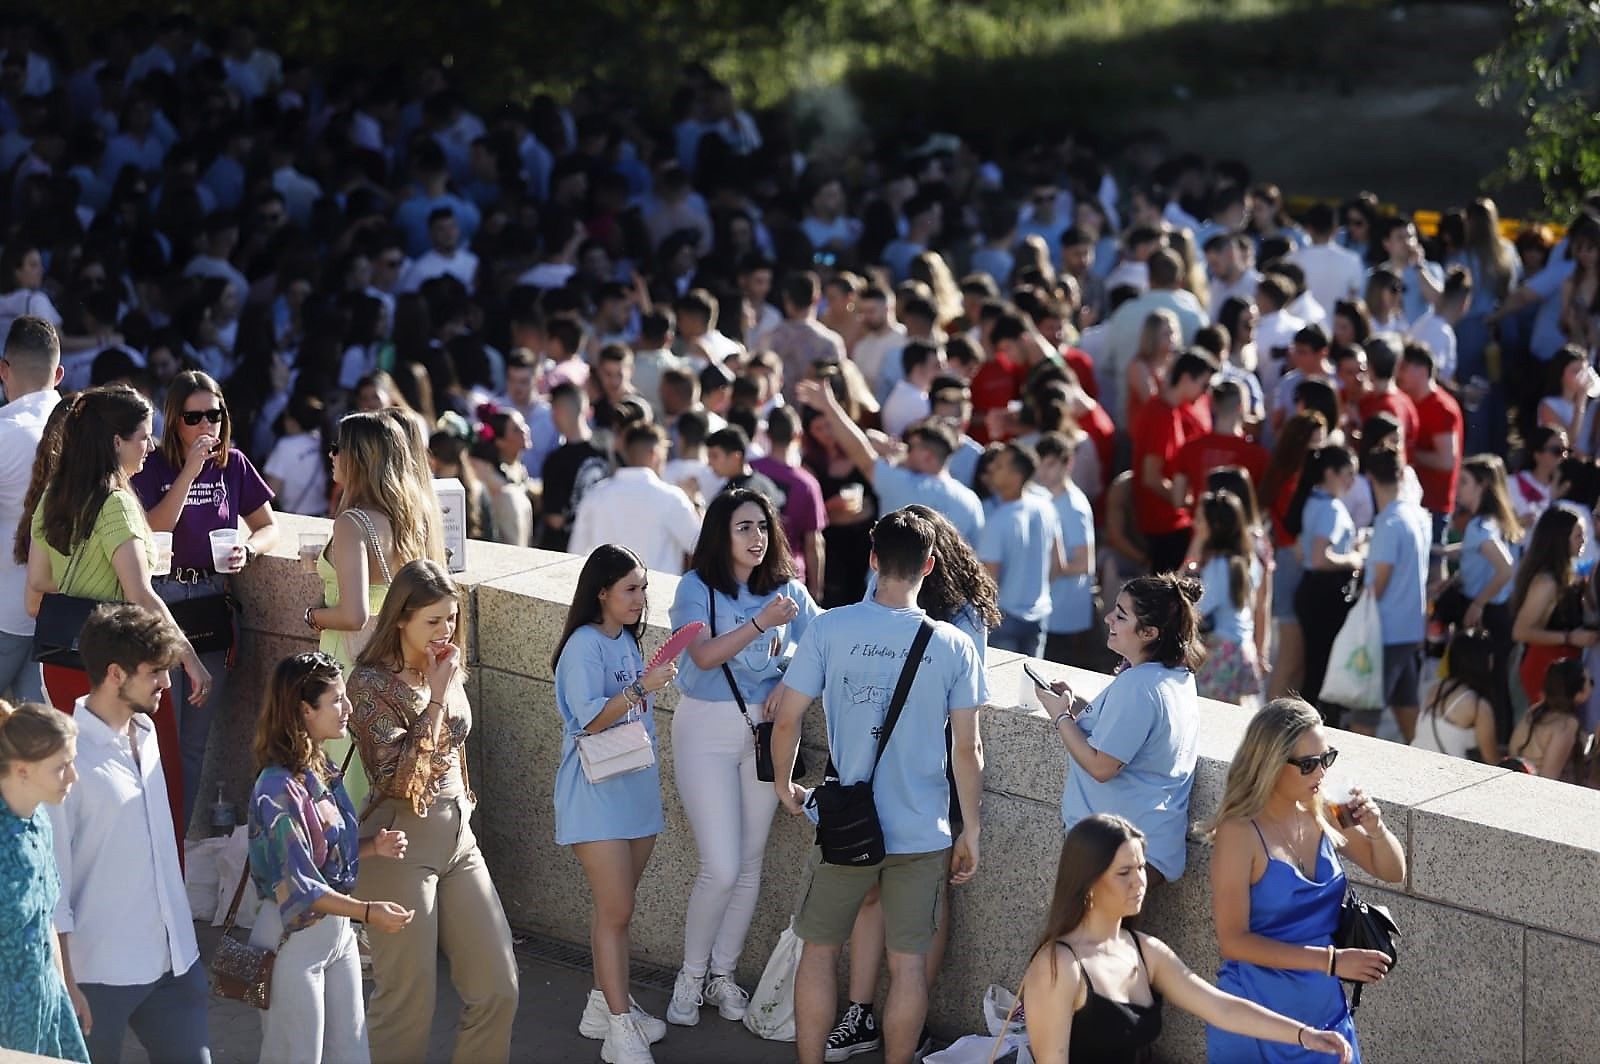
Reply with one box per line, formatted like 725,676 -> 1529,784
1284,195 -> 1565,241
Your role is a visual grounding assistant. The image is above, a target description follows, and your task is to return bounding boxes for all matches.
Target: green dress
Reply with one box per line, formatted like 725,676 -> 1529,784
315,511 -> 391,811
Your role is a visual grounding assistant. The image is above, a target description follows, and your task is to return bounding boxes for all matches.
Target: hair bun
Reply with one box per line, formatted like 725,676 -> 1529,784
1175,575 -> 1204,604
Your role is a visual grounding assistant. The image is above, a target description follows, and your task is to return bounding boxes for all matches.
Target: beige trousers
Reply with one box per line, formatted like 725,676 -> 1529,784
356,794 -> 519,1064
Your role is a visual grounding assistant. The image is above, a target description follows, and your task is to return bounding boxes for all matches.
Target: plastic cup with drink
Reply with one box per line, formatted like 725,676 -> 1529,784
151,532 -> 173,577
1321,776 -> 1359,830
209,528 -> 242,574
299,532 -> 327,575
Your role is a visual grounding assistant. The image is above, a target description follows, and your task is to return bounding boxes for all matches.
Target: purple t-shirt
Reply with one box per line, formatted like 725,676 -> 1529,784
131,448 -> 275,570
750,455 -> 828,583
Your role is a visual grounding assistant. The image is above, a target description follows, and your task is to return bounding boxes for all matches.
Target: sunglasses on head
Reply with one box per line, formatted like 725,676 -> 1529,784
1287,749 -> 1338,775
180,409 -> 224,426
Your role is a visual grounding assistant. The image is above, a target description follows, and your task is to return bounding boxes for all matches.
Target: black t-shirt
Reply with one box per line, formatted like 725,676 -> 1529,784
538,441 -> 611,552
721,469 -> 788,513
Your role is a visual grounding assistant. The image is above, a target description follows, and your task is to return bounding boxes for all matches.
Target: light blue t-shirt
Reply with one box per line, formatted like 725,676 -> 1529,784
1526,245 -> 1574,361
1368,497 -> 1431,645
1299,488 -> 1355,567
862,574 -> 991,703
873,458 -> 985,544
947,437 -> 983,491
551,625 -> 665,846
784,598 -> 983,854
668,571 -> 821,704
1060,662 -> 1199,880
978,493 -> 1060,623
1395,260 -> 1444,325
1196,554 -> 1257,647
1048,482 -> 1096,635
1459,515 -> 1512,606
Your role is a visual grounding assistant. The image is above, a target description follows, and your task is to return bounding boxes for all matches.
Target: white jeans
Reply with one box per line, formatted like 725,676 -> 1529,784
251,905 -> 369,1064
672,693 -> 779,979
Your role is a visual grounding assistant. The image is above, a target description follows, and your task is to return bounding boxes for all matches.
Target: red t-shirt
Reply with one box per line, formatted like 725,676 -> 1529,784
1358,389 -> 1421,457
1062,345 -> 1100,401
1174,432 -> 1270,501
1132,396 -> 1209,535
969,351 -> 1026,444
1080,402 -> 1116,497
1413,387 -> 1464,515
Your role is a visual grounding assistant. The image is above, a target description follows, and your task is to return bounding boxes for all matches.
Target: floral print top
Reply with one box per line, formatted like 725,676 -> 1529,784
348,664 -> 474,817
247,764 -> 360,934
0,804 -> 88,1062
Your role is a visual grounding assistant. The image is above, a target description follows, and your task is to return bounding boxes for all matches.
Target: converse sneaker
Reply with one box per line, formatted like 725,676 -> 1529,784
824,1002 -> 881,1062
666,969 -> 704,1026
580,990 -> 667,1044
703,974 -> 750,1021
600,1011 -> 655,1064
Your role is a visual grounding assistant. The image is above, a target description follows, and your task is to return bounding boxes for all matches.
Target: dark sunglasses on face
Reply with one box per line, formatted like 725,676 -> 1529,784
1547,445 -> 1570,456
180,409 -> 224,426
1287,749 -> 1339,775
328,443 -> 340,456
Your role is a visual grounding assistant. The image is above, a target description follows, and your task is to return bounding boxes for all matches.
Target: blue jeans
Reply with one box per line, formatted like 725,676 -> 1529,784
80,960 -> 211,1064
991,612 -> 1046,658
154,574 -> 232,830
0,629 -> 44,703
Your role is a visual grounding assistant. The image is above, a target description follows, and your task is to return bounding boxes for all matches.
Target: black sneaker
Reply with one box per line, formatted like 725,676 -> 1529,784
912,1025 -> 936,1062
824,1002 -> 881,1062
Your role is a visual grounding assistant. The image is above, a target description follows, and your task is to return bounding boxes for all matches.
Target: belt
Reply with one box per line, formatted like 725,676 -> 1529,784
156,567 -> 216,585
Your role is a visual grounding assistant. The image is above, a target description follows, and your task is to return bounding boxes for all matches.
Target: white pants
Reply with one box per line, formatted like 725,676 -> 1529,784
251,905 -> 369,1064
672,693 -> 780,978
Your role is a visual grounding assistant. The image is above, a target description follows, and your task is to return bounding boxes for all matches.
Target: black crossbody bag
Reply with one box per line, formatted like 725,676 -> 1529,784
1335,888 -> 1400,1009
806,620 -> 933,867
707,585 -> 805,783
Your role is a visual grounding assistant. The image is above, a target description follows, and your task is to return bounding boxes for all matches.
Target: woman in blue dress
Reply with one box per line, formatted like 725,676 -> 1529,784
0,702 -> 88,1063
552,543 -> 678,1064
1207,697 -> 1407,1062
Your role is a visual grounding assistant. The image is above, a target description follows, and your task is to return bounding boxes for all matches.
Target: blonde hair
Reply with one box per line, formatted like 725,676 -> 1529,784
1207,697 -> 1344,845
336,412 -> 445,570
0,701 -> 77,775
378,407 -> 447,564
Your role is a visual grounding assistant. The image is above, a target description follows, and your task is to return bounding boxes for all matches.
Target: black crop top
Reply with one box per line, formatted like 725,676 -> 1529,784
1060,931 -> 1164,1064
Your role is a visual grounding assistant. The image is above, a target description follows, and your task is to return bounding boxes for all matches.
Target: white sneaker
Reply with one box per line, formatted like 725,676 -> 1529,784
600,1012 -> 655,1064
666,969 -> 704,1026
580,990 -> 667,1044
703,974 -> 749,1021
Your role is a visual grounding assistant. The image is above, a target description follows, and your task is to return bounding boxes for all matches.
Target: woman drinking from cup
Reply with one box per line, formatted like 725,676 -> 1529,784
1208,697 -> 1405,1062
348,560 -> 518,1064
133,370 -> 278,824
553,544 -> 678,1064
1019,814 -> 1351,1063
664,489 -> 820,1028
247,652 -> 414,1064
0,702 -> 88,1063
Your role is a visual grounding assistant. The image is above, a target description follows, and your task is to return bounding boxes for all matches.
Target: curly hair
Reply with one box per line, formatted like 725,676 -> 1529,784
903,504 -> 1002,628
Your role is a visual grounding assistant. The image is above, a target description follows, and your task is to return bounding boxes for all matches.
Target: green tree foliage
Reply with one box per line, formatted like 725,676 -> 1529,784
1477,0 -> 1600,216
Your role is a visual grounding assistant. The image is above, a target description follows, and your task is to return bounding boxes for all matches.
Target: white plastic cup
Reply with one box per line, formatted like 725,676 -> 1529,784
838,484 -> 865,509
299,533 -> 327,575
209,528 -> 240,573
151,532 -> 173,576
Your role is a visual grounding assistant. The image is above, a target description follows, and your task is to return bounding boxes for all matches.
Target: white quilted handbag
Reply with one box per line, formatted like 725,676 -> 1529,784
575,715 -> 655,783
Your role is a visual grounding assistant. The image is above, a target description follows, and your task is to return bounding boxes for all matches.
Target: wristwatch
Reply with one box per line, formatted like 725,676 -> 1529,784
242,543 -> 257,566
627,680 -> 648,703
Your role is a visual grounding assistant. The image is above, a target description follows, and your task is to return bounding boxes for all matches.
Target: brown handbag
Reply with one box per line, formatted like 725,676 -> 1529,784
209,866 -> 279,1009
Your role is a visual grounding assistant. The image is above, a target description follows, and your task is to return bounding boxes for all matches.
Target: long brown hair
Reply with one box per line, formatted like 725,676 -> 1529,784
1032,815 -> 1146,977
1461,454 -> 1522,546
36,385 -> 152,555
252,652 -> 344,779
551,544 -> 647,670
13,398 -> 72,565
689,489 -> 796,597
159,370 -> 232,471
335,412 -> 438,570
355,559 -> 467,676
1258,411 -> 1326,519
904,503 -> 1003,628
1510,506 -> 1579,621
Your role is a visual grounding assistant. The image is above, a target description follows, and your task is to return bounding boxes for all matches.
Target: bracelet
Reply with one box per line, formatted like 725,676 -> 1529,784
1053,710 -> 1077,727
1297,1025 -> 1309,1049
750,617 -> 767,634
1327,945 -> 1336,976
364,902 -> 371,924
304,605 -> 320,632
425,699 -> 444,711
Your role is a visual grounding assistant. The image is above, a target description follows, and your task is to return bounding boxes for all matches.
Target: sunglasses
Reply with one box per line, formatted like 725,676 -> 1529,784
180,409 -> 224,426
1547,445 -> 1571,456
328,443 -> 341,456
1287,749 -> 1339,775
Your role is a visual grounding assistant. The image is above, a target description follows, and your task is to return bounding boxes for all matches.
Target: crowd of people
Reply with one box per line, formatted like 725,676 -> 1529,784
0,9 -> 1595,1064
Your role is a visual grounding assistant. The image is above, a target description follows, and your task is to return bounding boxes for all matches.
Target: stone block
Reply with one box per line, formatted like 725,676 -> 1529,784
1411,772 -> 1600,939
1524,930 -> 1600,1064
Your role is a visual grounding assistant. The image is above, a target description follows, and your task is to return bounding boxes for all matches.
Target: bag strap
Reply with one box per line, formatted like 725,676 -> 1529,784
868,620 -> 934,781
707,583 -> 758,732
344,508 -> 392,583
983,974 -> 1027,1064
220,862 -> 251,935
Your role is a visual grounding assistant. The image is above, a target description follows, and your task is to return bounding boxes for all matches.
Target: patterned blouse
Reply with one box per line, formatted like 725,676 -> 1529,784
0,805 -> 88,1062
246,765 -> 360,934
348,664 -> 474,816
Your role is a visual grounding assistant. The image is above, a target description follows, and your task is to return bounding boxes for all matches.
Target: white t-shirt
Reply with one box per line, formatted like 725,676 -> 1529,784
1408,311 -> 1458,386
399,248 -> 479,294
263,432 -> 329,517
881,379 -> 930,440
1290,242 -> 1366,313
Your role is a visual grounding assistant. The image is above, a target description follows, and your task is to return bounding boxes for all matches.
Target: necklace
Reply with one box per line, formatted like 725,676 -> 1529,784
401,663 -> 427,686
1268,810 -> 1310,877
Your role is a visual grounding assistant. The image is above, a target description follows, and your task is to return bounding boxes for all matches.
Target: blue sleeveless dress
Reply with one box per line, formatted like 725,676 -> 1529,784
1206,824 -> 1360,1062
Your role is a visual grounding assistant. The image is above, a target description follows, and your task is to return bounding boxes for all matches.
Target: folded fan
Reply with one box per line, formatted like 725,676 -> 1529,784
646,621 -> 704,672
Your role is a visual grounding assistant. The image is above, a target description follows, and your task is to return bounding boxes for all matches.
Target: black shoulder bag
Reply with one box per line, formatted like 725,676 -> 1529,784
806,620 -> 934,867
707,584 -> 804,783
1335,887 -> 1400,1009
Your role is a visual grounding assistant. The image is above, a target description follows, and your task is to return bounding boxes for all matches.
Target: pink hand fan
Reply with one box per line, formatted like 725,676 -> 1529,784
646,621 -> 704,672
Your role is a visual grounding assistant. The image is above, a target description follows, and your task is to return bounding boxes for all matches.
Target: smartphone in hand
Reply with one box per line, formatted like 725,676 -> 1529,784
1023,662 -> 1052,691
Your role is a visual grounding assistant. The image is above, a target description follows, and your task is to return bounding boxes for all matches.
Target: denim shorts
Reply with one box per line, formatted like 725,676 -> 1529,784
1272,546 -> 1304,620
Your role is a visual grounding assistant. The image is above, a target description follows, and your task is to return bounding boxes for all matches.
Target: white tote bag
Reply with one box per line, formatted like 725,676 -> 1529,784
1318,588 -> 1384,711
743,918 -> 804,1041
